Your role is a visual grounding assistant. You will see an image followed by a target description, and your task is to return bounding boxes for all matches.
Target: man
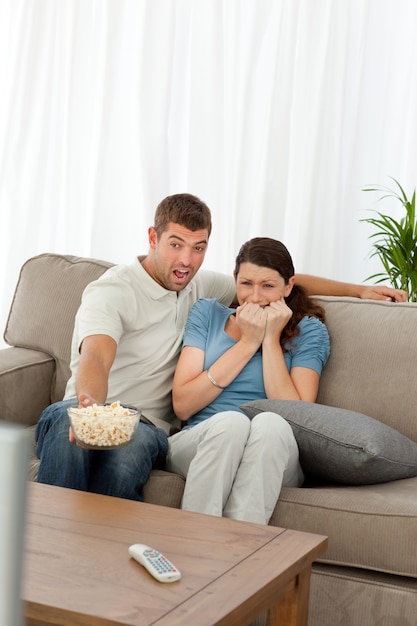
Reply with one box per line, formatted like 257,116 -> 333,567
35,193 -> 406,502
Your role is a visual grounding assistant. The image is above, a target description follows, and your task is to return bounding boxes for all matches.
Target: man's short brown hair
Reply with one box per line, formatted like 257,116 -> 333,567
154,193 -> 212,238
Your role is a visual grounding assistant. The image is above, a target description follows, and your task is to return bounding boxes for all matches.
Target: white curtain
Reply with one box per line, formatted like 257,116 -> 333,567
1,0 -> 417,340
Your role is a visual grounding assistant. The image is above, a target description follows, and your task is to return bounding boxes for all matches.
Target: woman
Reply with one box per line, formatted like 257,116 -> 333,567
166,237 -> 330,524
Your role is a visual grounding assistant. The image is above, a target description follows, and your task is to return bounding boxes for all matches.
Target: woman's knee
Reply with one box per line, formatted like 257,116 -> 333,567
251,411 -> 295,445
207,411 -> 251,441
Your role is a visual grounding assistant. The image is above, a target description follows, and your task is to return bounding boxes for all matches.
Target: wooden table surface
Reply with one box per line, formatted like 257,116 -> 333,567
23,483 -> 327,626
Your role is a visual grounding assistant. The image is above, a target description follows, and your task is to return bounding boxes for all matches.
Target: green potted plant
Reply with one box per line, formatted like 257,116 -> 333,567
360,177 -> 417,301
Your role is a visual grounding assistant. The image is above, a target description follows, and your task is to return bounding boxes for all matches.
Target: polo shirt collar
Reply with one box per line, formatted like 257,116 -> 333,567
132,257 -> 194,301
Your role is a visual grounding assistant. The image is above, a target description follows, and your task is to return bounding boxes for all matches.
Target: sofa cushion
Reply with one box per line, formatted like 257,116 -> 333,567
4,254 -> 113,403
143,469 -> 185,509
272,478 -> 417,577
312,296 -> 417,444
241,399 -> 417,485
309,564 -> 417,626
0,348 -> 55,427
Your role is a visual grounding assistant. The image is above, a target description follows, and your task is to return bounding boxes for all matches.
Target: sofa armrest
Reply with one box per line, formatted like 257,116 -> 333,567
0,347 -> 55,426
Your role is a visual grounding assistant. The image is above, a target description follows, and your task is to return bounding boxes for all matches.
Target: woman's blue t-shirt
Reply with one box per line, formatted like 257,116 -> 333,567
181,298 -> 330,427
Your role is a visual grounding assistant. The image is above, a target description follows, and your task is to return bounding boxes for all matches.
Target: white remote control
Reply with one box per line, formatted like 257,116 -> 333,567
128,544 -> 181,583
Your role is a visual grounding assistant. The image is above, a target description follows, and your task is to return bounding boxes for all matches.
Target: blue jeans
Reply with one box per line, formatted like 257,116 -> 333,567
35,398 -> 168,501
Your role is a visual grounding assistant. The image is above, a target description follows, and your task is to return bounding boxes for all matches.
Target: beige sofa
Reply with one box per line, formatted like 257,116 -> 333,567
1,253 -> 417,626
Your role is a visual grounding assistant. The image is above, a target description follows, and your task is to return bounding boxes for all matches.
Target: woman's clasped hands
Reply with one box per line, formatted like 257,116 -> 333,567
236,298 -> 293,347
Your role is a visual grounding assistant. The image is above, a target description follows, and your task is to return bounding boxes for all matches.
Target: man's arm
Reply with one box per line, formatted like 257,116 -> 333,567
75,334 -> 117,405
295,274 -> 407,302
68,334 -> 117,443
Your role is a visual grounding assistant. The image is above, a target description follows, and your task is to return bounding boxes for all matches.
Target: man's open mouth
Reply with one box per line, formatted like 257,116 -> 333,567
173,269 -> 189,280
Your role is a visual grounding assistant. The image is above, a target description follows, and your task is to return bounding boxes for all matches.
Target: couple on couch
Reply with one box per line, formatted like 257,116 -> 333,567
35,193 -> 405,524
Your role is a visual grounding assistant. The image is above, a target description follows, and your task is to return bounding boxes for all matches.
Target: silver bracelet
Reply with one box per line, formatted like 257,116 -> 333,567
207,369 -> 226,390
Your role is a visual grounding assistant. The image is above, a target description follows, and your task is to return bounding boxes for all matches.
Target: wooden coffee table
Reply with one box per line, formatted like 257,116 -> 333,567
23,483 -> 327,626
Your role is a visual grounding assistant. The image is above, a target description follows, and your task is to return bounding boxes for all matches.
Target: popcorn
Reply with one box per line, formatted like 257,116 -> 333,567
68,402 -> 139,448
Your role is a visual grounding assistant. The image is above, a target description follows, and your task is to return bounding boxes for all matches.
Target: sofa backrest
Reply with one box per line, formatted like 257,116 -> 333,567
4,254 -> 113,403
314,296 -> 417,442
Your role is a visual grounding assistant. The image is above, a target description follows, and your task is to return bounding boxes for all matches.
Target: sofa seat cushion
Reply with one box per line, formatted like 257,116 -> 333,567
143,469 -> 185,509
270,477 -> 417,577
241,399 -> 417,485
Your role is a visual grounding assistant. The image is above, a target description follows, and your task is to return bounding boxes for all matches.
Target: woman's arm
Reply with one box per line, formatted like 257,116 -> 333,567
262,335 -> 320,402
172,338 -> 259,421
261,303 -> 320,402
173,302 -> 266,420
172,346 -> 218,421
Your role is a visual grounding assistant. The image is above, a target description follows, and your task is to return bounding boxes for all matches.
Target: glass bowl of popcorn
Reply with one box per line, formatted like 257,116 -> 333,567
67,402 -> 140,450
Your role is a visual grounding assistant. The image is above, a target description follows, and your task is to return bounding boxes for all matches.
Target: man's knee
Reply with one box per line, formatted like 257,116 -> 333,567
131,423 -> 168,463
35,399 -> 75,455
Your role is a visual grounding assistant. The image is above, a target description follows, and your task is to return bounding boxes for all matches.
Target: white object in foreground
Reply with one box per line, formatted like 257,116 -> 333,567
128,543 -> 181,582
0,423 -> 30,626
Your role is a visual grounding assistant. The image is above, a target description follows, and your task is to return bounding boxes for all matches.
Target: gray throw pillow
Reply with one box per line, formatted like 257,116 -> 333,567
240,399 -> 417,485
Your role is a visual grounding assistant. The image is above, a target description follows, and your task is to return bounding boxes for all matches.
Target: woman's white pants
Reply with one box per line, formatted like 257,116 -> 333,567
166,411 -> 303,524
